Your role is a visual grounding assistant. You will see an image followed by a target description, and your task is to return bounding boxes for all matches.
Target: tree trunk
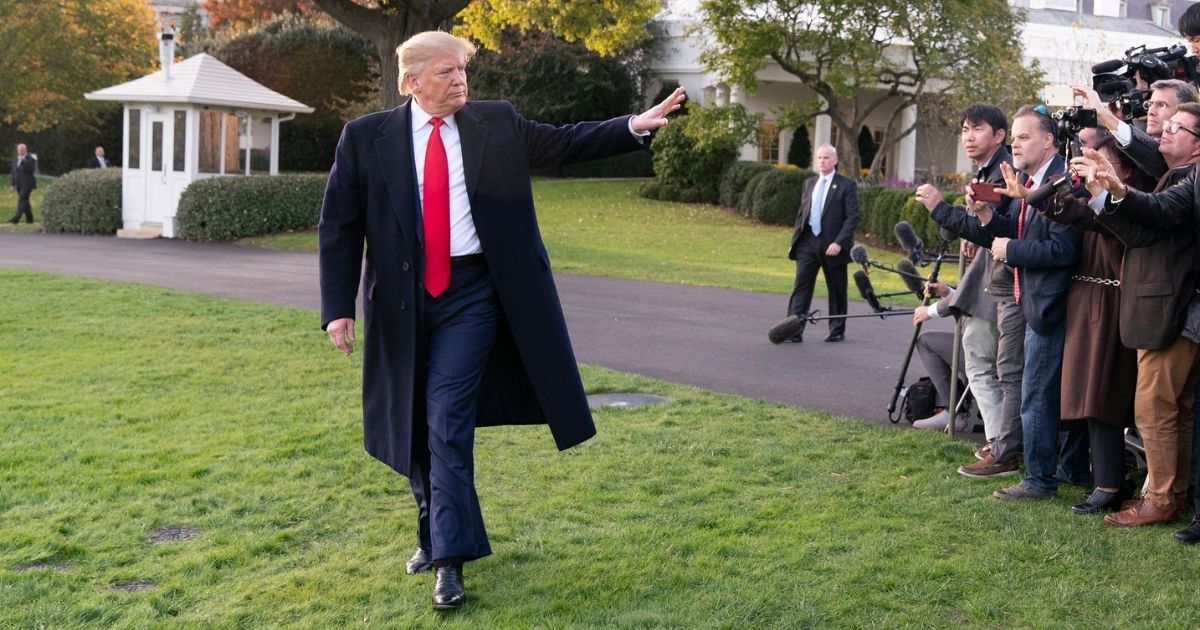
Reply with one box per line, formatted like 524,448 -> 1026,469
313,0 -> 465,110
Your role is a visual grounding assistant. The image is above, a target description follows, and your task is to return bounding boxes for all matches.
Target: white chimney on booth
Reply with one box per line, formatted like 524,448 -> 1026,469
159,31 -> 175,80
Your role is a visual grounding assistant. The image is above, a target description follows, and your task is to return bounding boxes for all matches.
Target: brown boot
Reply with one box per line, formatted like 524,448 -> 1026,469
1105,498 -> 1177,527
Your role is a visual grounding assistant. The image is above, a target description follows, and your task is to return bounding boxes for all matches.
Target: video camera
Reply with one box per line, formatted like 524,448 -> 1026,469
1050,106 -> 1096,160
1092,44 -> 1200,121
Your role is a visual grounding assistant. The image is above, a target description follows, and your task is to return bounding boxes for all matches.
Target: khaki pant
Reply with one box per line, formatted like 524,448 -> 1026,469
1134,336 -> 1200,511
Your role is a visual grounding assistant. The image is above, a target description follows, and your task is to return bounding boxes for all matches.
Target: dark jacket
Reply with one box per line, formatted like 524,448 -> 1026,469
984,155 -> 1082,335
10,155 -> 36,192
1100,163 -> 1198,348
788,172 -> 859,262
318,100 -> 644,477
1119,124 -> 1168,181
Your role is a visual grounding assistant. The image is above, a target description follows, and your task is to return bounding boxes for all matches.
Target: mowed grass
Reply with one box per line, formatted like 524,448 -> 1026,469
0,176 -> 52,232
4,271 -> 1184,628
240,178 -> 956,304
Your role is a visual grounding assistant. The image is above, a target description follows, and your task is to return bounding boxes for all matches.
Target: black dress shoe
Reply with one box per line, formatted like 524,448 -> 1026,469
405,548 -> 433,575
1175,517 -> 1200,544
432,564 -> 465,610
823,333 -> 844,342
1071,488 -> 1127,514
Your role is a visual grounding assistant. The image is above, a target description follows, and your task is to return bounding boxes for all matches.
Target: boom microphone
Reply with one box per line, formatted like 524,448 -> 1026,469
850,244 -> 870,267
1091,58 -> 1125,74
896,258 -> 925,299
939,226 -> 959,243
894,221 -> 926,265
854,270 -> 884,313
1025,175 -> 1075,207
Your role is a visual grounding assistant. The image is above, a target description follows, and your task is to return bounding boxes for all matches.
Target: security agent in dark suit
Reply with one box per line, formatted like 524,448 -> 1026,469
319,31 -> 686,610
786,144 -> 860,342
9,143 -> 36,224
86,146 -> 110,169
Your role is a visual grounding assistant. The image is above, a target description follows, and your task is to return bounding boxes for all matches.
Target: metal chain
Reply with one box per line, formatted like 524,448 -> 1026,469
1071,275 -> 1120,287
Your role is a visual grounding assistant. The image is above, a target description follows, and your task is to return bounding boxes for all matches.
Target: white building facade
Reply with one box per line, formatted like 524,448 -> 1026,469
650,0 -> 1189,180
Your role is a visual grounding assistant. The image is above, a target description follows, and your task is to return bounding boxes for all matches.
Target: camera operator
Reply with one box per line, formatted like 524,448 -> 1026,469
913,104 -> 1014,476
971,105 -> 1083,501
1083,102 -> 1200,536
1180,3 -> 1200,58
1073,80 -> 1198,179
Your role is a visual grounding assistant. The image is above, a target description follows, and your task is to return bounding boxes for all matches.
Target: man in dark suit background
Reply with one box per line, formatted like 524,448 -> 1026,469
319,30 -> 685,610
86,146 -> 110,169
786,144 -> 860,342
9,143 -> 36,224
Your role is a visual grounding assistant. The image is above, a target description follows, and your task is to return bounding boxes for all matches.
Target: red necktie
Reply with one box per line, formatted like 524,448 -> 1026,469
1012,180 -> 1031,304
423,117 -> 450,297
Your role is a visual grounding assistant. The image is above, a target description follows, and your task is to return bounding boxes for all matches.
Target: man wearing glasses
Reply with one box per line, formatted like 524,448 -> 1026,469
1075,79 -> 1198,180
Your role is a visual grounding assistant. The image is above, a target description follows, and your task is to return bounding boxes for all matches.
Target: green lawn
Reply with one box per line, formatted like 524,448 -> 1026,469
239,178 -> 957,303
1,269 -> 1195,627
0,176 -> 52,232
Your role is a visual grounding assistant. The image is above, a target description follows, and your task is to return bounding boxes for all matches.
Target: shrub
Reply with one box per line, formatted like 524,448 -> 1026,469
176,173 -> 327,240
41,168 -> 122,234
719,161 -> 773,209
744,168 -> 809,226
646,117 -> 735,203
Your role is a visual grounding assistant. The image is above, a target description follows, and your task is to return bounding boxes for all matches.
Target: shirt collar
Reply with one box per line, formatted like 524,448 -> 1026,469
1029,155 -> 1054,188
410,101 -> 457,133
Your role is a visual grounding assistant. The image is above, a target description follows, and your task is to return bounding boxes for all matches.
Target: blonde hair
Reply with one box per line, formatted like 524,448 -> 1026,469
397,31 -> 477,96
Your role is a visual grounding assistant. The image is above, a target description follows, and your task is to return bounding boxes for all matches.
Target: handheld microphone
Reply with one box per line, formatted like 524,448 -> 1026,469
850,244 -> 870,268
1091,58 -> 1125,74
1025,175 -> 1075,207
854,270 -> 885,313
896,258 -> 925,299
894,221 -> 926,265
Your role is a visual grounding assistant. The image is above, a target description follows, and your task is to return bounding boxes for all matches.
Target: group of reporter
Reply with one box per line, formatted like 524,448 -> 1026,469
907,75 -> 1200,543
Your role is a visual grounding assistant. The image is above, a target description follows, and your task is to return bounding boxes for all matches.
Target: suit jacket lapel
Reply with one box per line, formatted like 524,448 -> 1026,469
798,177 -> 816,226
821,173 -> 837,214
455,104 -> 487,203
375,103 -> 419,245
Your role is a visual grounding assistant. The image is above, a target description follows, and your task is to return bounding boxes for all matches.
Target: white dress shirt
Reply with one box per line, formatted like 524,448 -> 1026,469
411,102 -> 481,257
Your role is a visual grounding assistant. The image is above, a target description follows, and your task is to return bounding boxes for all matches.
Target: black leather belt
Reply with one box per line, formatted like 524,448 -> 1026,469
450,253 -> 486,270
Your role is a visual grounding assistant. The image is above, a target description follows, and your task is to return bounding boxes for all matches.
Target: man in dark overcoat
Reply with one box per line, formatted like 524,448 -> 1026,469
318,30 -> 685,610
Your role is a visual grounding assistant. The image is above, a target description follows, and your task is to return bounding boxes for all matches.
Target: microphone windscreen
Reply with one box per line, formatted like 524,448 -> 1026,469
1091,59 -> 1125,74
850,244 -> 870,266
893,221 -> 924,263
939,227 -> 959,243
896,258 -> 925,298
853,270 -> 883,313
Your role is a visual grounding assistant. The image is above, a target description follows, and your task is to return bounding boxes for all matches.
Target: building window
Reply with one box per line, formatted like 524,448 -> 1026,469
198,110 -> 242,174
128,108 -> 141,170
1152,4 -> 1171,28
757,122 -> 780,163
173,110 -> 186,172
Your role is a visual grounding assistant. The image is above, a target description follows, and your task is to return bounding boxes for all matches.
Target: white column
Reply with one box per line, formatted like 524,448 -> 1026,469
715,82 -> 730,106
895,101 -> 917,181
954,142 -> 972,175
777,127 -> 793,165
270,117 -> 280,175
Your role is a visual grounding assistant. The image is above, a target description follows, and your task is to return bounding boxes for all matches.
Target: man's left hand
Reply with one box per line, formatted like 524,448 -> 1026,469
825,243 -> 842,257
992,237 -> 1010,262
631,86 -> 687,133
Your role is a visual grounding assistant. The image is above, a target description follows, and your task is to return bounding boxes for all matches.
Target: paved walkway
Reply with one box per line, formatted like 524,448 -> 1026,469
0,232 -> 948,425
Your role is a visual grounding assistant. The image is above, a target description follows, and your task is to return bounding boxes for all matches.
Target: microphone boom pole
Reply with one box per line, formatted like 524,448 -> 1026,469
887,239 -> 953,422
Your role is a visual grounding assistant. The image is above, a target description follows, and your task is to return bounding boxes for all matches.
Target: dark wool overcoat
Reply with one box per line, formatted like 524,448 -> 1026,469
318,100 -> 644,477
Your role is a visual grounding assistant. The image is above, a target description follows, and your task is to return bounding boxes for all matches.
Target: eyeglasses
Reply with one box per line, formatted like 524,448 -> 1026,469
1149,100 -> 1172,111
1164,119 -> 1200,138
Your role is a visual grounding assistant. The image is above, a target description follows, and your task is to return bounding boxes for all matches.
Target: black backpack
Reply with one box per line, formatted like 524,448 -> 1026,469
902,377 -> 937,423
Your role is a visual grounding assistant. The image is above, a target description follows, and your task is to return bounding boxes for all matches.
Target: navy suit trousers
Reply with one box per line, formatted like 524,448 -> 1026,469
408,264 -> 499,563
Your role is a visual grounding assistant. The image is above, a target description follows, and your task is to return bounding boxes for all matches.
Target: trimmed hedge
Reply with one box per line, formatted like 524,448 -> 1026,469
856,185 -> 962,248
176,173 -> 328,240
741,168 -> 817,226
719,161 -> 773,210
41,168 -> 123,234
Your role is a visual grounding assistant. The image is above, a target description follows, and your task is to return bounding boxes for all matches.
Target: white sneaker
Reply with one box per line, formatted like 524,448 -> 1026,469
912,410 -> 950,429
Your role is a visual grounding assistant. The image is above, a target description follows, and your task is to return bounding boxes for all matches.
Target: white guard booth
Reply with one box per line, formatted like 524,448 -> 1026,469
85,34 -> 313,238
